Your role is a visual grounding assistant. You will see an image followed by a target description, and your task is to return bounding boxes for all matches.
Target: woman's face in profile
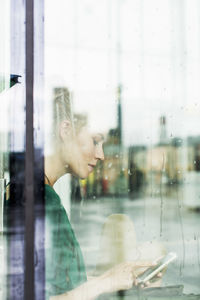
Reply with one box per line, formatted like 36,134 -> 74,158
69,126 -> 104,179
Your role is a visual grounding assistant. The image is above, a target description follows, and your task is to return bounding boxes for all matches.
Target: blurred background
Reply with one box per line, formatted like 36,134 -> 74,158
45,0 -> 200,204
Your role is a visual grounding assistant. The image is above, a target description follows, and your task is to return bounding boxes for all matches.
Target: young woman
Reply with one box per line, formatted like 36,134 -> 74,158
44,88 -> 158,300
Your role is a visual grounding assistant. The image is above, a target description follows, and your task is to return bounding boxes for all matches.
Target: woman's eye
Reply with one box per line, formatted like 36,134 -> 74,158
93,139 -> 99,146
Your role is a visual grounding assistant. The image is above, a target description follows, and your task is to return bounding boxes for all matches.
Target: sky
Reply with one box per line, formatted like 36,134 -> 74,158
44,0 -> 200,146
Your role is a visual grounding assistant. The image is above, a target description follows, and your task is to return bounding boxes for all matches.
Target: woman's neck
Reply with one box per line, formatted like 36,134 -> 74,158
44,154 -> 69,186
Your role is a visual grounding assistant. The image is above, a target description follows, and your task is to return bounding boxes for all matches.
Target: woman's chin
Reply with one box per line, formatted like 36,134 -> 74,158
80,168 -> 94,179
77,169 -> 90,179
71,164 -> 93,179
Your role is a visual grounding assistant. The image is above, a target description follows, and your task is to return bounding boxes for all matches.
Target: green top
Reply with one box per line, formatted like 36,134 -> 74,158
45,184 -> 87,299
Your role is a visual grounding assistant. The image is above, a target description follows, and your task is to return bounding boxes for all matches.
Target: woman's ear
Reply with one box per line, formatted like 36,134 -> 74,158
59,120 -> 72,141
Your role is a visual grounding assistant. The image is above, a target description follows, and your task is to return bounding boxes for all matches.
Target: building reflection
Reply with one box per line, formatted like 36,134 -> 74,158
72,115 -> 200,209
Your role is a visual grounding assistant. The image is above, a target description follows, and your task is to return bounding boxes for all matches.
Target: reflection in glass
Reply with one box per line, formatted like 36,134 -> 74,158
44,0 -> 200,298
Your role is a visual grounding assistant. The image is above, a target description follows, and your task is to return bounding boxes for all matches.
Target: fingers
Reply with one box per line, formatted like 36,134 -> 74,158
140,281 -> 150,289
139,272 -> 163,289
145,281 -> 150,287
131,269 -> 139,287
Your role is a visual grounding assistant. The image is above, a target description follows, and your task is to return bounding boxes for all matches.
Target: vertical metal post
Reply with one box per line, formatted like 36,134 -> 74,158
117,85 -> 122,145
25,0 -> 34,299
117,0 -> 122,146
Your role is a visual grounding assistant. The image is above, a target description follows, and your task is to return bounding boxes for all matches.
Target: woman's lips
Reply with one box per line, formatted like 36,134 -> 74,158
88,164 -> 95,172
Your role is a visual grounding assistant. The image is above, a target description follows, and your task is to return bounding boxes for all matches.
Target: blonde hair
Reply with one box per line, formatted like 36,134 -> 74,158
52,87 -> 88,137
53,87 -> 75,137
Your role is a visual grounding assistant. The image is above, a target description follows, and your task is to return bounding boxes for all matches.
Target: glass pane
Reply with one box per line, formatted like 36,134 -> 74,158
1,1 -> 44,299
44,0 -> 200,299
0,2 -> 10,298
34,0 -> 45,298
1,0 -> 26,299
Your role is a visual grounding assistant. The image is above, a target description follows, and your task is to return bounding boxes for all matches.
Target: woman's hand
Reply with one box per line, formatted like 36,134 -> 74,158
50,261 -> 160,300
101,261 -> 157,293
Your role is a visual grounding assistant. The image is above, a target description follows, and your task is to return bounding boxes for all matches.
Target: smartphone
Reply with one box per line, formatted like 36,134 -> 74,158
137,252 -> 177,285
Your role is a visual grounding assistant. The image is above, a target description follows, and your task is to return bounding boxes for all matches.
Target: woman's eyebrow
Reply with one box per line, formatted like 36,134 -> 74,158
96,133 -> 104,141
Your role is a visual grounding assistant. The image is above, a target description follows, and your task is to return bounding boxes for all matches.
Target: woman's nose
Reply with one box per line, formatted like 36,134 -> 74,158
95,145 -> 104,161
